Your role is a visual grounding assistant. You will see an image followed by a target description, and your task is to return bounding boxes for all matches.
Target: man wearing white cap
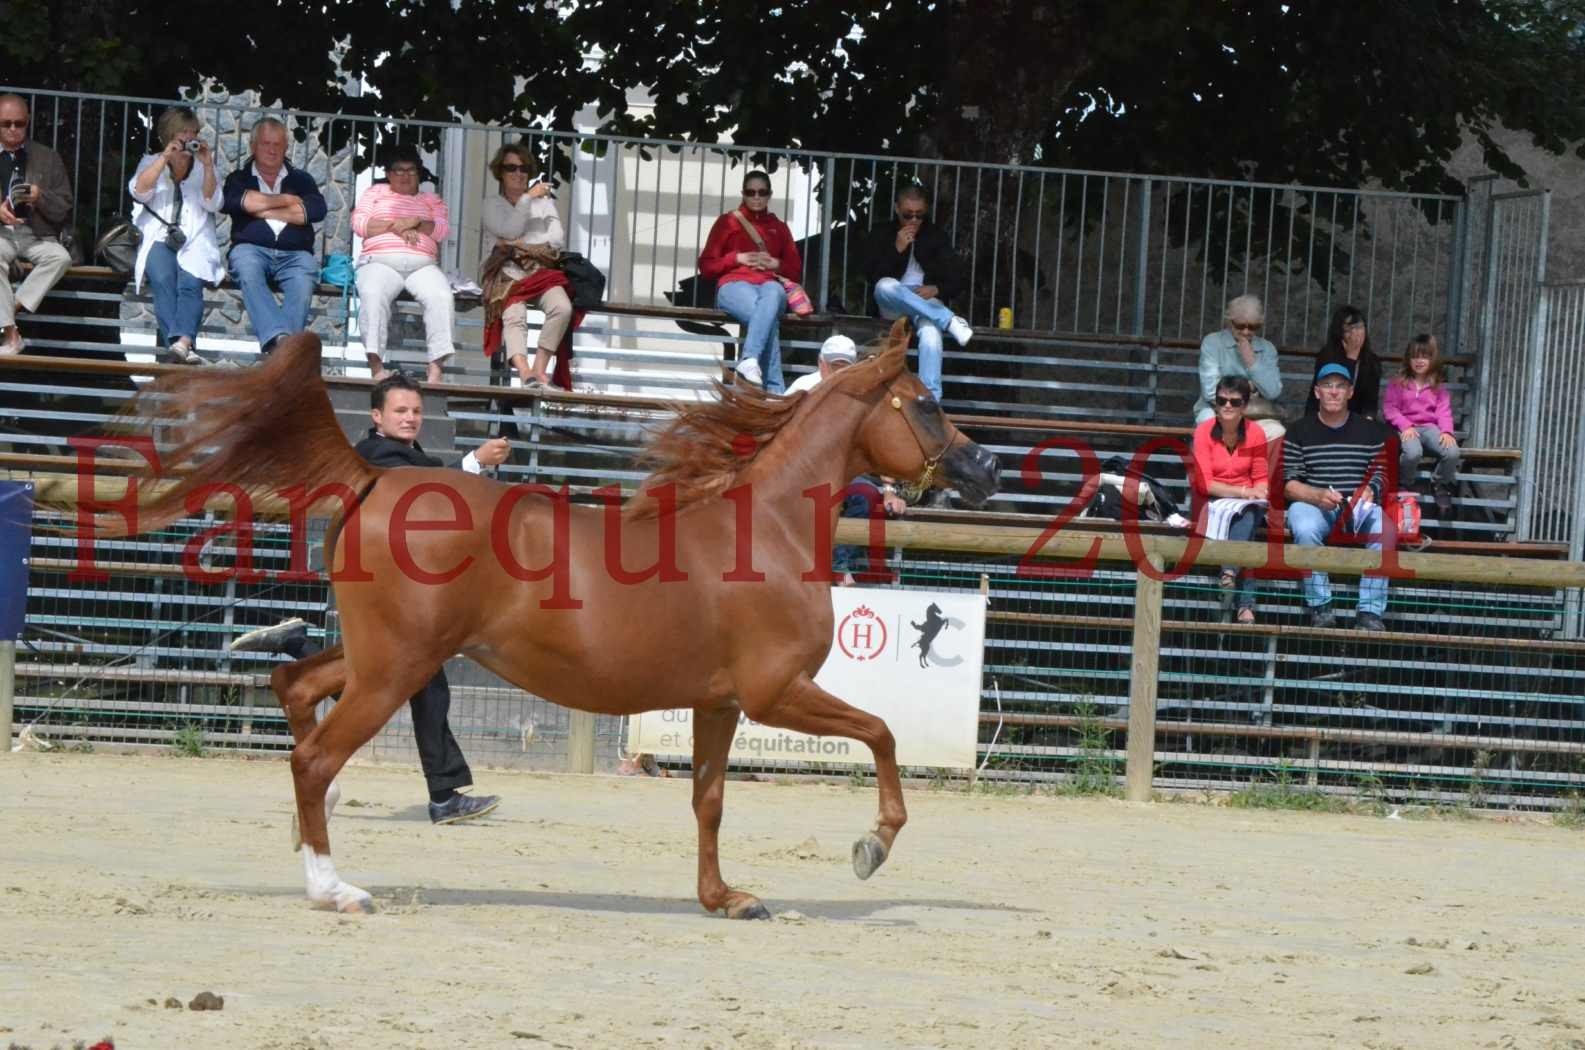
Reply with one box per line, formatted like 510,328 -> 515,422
787,333 -> 858,393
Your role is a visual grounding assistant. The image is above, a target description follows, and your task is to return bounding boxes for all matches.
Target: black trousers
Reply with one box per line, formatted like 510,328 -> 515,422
285,637 -> 472,795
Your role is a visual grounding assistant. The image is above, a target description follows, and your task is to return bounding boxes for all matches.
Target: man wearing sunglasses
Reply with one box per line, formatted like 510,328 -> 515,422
860,185 -> 972,401
0,94 -> 74,357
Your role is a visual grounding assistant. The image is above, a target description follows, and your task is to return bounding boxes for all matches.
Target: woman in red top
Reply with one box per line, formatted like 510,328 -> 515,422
697,171 -> 803,393
1191,376 -> 1271,623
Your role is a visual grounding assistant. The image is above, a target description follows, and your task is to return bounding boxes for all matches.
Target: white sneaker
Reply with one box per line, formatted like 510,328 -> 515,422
736,357 -> 764,388
946,316 -> 974,347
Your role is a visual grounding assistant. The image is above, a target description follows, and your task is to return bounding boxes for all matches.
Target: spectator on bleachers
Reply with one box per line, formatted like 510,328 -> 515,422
1282,363 -> 1391,632
698,170 -> 803,393
1384,333 -> 1460,515
351,144 -> 455,384
860,185 -> 972,401
787,332 -> 857,394
479,143 -> 573,389
1195,294 -> 1284,439
1305,305 -> 1382,419
0,93 -> 73,357
222,116 -> 327,357
1191,376 -> 1269,624
128,107 -> 223,366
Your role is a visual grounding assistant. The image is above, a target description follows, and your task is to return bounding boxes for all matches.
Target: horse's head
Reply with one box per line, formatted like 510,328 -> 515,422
850,320 -> 1001,507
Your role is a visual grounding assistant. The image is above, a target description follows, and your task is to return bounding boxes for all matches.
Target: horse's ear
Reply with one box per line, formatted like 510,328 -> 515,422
872,318 -> 911,381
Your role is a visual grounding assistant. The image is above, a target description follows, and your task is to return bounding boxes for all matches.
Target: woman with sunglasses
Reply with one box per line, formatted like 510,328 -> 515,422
1305,304 -> 1381,417
1192,375 -> 1271,624
479,142 -> 574,389
1194,294 -> 1284,439
697,171 -> 803,392
350,143 -> 454,384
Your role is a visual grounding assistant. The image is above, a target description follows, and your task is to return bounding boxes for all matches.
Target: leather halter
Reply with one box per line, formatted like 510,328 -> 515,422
888,392 -> 953,502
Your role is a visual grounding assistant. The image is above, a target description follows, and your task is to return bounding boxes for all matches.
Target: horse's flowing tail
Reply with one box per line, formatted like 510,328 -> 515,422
95,333 -> 376,535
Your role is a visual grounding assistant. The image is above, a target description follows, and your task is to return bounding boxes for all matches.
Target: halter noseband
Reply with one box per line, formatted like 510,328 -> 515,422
888,393 -> 953,502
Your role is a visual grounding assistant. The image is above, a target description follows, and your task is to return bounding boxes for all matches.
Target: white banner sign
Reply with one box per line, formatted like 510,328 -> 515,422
627,588 -> 986,769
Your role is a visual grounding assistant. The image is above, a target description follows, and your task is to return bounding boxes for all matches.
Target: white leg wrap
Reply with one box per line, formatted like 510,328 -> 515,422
302,848 -> 372,913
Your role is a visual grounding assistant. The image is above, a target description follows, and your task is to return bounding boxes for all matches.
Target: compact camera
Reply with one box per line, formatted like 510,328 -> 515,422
5,180 -> 32,218
184,140 -> 202,154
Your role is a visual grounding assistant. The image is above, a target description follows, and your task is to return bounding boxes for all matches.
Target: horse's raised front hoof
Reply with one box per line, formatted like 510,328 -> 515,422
852,832 -> 889,881
723,894 -> 771,920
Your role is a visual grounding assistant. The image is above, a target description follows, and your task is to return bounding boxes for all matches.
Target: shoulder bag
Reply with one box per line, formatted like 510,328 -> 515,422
730,209 -> 814,315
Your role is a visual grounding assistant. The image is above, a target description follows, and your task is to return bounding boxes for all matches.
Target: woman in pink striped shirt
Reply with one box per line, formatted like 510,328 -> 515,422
352,144 -> 454,383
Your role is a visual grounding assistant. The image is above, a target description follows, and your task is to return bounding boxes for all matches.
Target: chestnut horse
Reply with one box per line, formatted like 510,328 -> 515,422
112,319 -> 1000,916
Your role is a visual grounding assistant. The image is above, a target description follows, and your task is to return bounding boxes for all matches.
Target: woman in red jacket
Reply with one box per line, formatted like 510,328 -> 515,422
697,170 -> 803,392
1191,376 -> 1271,624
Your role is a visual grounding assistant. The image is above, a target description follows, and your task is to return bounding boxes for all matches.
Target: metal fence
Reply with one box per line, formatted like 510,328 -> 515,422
4,84 -> 1468,351
9,497 -> 1585,809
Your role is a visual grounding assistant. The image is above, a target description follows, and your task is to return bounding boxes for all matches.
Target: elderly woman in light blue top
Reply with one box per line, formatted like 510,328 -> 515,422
128,106 -> 224,365
1194,294 -> 1284,438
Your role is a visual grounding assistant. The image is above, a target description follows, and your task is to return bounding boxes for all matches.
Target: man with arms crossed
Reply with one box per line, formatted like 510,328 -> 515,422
221,117 -> 328,356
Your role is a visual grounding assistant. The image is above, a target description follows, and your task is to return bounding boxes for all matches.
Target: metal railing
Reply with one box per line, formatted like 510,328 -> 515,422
6,494 -> 1585,806
5,84 -> 1468,350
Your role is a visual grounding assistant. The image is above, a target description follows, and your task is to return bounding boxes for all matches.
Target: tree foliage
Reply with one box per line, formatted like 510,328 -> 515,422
5,0 -> 1584,193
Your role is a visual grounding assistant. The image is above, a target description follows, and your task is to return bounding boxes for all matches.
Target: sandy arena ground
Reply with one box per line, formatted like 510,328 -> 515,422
1,752 -> 1582,1050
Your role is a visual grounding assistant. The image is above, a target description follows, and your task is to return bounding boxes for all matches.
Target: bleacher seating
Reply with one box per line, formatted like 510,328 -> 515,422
5,260 -> 1583,803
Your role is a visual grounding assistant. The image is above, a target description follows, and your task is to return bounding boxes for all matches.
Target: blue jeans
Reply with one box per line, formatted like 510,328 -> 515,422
1223,505 -> 1261,612
228,243 -> 318,349
716,280 -> 786,394
832,483 -> 880,576
873,277 -> 951,400
1287,501 -> 1388,615
145,241 -> 206,346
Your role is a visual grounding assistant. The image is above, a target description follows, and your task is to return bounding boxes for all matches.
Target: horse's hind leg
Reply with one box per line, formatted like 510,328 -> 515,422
290,667 -> 428,913
691,704 -> 769,920
750,674 -> 905,881
271,646 -> 348,852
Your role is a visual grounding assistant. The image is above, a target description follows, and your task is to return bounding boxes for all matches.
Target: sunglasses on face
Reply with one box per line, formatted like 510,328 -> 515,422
0,120 -> 27,129
742,187 -> 772,198
1213,396 -> 1247,408
499,163 -> 530,173
899,209 -> 927,220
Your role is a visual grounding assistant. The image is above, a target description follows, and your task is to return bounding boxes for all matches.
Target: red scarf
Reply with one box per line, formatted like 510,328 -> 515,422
481,268 -> 585,390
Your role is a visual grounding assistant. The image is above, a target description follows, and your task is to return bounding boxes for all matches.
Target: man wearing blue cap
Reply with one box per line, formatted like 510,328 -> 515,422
1280,363 -> 1392,631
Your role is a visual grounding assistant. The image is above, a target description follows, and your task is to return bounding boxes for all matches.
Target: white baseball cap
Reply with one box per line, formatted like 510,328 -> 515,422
819,334 -> 858,364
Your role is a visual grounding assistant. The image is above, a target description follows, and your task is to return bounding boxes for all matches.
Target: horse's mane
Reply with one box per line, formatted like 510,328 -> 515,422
627,320 -> 911,518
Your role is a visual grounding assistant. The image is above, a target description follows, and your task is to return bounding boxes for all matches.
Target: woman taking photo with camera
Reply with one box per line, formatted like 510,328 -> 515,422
128,106 -> 222,365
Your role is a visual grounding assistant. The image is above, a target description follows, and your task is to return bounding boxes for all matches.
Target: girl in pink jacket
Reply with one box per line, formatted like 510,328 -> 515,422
1382,334 -> 1460,512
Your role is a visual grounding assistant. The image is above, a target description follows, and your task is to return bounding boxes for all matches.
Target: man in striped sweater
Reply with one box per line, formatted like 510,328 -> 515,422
1281,363 -> 1392,632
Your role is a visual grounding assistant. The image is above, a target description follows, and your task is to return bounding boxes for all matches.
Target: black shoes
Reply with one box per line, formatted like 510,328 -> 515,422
1355,612 -> 1387,633
1307,604 -> 1337,629
1434,485 -> 1454,515
429,792 -> 501,825
227,617 -> 308,653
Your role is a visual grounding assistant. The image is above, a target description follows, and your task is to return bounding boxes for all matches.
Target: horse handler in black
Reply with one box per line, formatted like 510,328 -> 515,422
230,372 -> 510,824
